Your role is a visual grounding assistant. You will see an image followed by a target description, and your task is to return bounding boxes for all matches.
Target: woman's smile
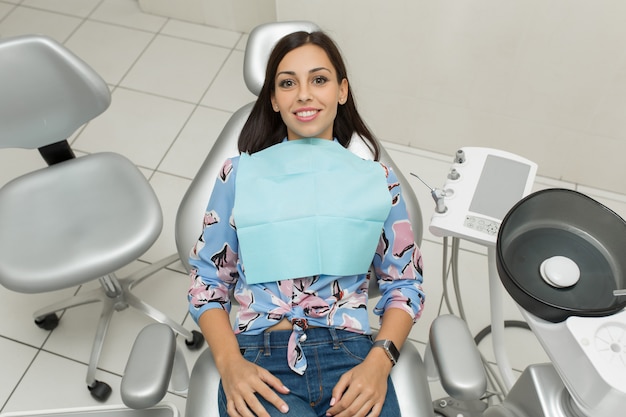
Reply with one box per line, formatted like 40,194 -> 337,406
294,107 -> 320,122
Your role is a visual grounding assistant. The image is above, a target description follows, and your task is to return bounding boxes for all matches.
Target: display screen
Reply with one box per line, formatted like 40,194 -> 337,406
469,155 -> 531,220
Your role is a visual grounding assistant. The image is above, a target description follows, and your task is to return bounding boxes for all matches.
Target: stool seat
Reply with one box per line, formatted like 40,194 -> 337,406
0,152 -> 162,293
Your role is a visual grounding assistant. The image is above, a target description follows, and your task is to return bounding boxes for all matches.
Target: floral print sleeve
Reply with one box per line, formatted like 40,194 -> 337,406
373,164 -> 425,322
188,158 -> 240,322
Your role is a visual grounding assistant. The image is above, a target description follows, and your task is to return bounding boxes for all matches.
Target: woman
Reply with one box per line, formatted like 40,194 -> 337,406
188,30 -> 425,417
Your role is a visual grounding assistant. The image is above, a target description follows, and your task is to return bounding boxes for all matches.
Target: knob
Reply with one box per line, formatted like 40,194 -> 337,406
454,150 -> 466,164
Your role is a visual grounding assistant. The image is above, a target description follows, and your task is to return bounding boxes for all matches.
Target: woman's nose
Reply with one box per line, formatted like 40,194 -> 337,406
297,85 -> 311,102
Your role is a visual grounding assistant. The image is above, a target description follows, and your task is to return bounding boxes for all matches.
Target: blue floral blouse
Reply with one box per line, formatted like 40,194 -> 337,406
188,156 -> 425,374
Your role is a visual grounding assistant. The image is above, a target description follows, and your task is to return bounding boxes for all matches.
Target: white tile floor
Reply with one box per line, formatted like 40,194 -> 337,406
2,1 -> 626,416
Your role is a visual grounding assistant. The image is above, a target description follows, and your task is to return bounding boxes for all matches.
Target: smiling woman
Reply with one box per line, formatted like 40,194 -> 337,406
238,31 -> 380,160
187,30 -> 425,417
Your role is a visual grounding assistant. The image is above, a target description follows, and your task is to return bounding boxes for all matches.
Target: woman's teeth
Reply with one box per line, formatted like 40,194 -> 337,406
296,110 -> 317,117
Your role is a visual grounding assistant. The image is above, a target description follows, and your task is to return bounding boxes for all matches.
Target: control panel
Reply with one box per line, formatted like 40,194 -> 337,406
428,147 -> 537,246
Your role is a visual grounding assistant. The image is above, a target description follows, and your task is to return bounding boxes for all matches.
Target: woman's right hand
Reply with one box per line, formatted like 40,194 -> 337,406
197,311 -> 289,416
219,354 -> 291,417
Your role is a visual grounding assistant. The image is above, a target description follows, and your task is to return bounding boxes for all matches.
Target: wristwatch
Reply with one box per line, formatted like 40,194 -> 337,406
372,339 -> 400,366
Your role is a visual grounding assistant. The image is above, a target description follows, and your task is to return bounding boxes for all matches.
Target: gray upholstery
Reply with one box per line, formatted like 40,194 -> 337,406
0,35 -> 198,399
175,21 -> 432,417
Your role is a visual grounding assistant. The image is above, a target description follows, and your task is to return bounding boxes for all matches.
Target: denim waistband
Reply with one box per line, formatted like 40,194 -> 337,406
236,327 -> 370,350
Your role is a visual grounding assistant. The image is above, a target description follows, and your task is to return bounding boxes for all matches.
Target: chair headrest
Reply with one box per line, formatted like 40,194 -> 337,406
243,21 -> 375,161
243,21 -> 321,96
0,35 -> 110,149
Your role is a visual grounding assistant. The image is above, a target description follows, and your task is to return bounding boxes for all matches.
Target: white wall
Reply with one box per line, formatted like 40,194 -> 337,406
140,0 -> 626,195
138,0 -> 276,31
277,0 -> 626,195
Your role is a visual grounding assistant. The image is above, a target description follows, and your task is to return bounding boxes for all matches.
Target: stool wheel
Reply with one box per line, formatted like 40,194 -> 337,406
185,330 -> 204,350
88,380 -> 112,402
35,313 -> 59,330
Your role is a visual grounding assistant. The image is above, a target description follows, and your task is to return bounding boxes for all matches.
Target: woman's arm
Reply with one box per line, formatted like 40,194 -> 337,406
372,165 -> 425,323
188,159 -> 240,321
328,165 -> 425,417
189,158 -> 290,416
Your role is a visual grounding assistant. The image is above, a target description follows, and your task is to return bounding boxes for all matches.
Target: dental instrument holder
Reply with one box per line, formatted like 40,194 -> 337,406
409,172 -> 448,214
432,188 -> 448,214
428,147 -> 538,390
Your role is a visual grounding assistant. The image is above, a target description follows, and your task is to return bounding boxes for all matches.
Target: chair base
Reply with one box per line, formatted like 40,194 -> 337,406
31,253 -> 204,401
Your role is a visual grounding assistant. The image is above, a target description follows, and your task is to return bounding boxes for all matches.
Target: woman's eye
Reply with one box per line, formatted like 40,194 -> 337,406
278,79 -> 295,88
313,76 -> 328,85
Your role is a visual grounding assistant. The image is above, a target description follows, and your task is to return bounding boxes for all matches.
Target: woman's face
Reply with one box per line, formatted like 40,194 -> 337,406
271,44 -> 348,141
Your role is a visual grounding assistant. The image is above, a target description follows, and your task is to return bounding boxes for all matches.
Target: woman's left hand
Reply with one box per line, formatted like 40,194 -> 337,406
325,348 -> 393,417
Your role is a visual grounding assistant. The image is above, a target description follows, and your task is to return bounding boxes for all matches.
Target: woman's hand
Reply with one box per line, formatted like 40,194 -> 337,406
220,354 -> 291,417
325,348 -> 393,417
198,310 -> 290,417
326,308 -> 414,417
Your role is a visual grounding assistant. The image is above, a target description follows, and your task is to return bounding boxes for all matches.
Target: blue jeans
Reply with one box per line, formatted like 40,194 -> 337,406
217,327 -> 400,417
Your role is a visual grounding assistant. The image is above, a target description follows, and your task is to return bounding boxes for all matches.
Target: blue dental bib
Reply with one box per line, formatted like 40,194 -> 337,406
233,138 -> 392,284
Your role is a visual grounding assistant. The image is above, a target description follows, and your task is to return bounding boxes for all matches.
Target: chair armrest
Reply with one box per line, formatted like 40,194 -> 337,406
121,323 -> 188,409
429,314 -> 487,401
185,348 -> 221,417
390,341 -> 436,417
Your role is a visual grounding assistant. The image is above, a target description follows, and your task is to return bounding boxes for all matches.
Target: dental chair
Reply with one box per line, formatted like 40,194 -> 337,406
172,21 -> 436,417
0,35 -> 202,402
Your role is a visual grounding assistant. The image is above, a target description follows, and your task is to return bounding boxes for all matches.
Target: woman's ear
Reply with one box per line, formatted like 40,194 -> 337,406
339,78 -> 348,105
270,95 -> 280,112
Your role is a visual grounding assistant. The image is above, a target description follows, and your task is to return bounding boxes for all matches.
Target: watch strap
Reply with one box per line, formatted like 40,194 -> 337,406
372,339 -> 400,366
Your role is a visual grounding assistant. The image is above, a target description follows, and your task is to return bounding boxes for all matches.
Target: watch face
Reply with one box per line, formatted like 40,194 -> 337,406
374,340 -> 400,365
386,340 -> 400,362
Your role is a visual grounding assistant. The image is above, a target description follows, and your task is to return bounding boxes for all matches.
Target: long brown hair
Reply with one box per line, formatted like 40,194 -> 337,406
238,31 -> 380,160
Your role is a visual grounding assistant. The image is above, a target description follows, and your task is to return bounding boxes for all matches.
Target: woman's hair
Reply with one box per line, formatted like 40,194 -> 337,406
238,31 -> 380,160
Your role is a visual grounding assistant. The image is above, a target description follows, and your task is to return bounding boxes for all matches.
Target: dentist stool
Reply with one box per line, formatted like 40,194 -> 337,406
0,34 -> 203,402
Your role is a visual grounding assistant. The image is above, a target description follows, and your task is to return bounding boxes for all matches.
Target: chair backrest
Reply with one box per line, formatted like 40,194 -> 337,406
0,35 -> 111,150
175,21 -> 422,272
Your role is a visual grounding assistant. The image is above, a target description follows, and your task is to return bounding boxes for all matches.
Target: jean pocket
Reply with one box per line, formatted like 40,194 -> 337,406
240,346 -> 263,364
337,337 -> 372,362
